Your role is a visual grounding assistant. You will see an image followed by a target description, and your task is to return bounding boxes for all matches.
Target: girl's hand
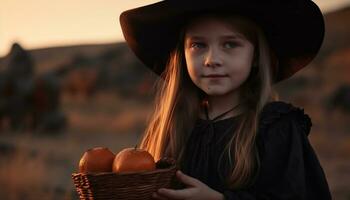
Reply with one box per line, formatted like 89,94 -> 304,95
152,170 -> 224,200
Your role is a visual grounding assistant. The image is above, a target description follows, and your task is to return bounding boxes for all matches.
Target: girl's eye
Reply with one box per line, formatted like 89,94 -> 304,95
190,42 -> 206,49
224,42 -> 239,48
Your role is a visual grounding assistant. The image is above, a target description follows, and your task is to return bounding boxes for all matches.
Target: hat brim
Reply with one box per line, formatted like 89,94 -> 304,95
120,0 -> 325,83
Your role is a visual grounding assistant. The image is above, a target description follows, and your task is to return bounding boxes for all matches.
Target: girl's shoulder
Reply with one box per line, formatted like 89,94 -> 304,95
258,101 -> 312,137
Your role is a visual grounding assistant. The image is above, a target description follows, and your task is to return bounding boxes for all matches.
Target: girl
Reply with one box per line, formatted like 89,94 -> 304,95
120,1 -> 332,199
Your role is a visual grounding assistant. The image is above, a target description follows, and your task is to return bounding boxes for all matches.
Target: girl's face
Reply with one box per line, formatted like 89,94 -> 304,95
184,16 -> 255,97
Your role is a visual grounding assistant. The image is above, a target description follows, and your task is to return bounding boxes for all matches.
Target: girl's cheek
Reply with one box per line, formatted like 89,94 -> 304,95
189,66 -> 200,78
186,57 -> 199,69
192,62 -> 203,75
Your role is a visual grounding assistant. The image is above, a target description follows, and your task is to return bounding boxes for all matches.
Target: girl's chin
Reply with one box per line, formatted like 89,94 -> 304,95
202,87 -> 227,96
201,85 -> 239,97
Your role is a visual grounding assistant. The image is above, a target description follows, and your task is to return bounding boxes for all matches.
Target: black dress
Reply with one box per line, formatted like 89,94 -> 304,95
180,101 -> 332,200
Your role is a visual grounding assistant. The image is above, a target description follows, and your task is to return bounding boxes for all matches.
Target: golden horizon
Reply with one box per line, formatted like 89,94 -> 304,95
0,0 -> 349,57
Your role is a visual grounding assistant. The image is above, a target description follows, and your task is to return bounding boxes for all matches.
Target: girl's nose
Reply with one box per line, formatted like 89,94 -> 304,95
204,48 -> 223,68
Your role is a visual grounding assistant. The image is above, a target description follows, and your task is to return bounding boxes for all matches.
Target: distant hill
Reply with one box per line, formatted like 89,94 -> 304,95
0,41 -> 158,100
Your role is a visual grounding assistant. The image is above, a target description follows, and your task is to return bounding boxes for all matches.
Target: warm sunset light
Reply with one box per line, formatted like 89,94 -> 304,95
0,0 -> 349,199
0,0 -> 349,56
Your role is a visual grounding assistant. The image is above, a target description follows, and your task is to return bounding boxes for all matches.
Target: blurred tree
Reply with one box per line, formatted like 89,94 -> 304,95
0,43 -> 67,133
4,43 -> 35,130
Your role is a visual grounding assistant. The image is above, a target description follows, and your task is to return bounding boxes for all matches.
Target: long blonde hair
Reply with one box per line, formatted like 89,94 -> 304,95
139,14 -> 279,189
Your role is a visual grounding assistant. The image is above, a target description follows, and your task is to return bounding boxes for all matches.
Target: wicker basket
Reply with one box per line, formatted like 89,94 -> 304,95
72,157 -> 181,200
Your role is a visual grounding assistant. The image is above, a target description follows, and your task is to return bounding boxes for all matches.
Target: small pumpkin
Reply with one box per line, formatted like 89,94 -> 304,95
79,147 -> 115,173
113,145 -> 156,173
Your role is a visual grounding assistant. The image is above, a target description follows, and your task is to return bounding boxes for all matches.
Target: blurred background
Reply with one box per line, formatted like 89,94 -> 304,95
0,0 -> 350,199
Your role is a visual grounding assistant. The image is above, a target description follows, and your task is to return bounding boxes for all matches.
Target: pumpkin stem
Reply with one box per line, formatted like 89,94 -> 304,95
134,144 -> 137,150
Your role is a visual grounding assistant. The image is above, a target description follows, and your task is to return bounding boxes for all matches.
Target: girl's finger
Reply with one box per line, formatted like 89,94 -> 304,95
176,170 -> 200,187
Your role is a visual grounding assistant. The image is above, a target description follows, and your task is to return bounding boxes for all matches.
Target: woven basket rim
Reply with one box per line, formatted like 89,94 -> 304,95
72,164 -> 177,177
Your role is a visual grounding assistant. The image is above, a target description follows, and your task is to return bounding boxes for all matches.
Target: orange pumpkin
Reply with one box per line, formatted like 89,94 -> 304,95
113,145 -> 156,173
79,147 -> 115,173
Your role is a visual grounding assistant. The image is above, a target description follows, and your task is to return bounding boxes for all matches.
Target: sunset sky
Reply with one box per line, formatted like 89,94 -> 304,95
1,0 -> 349,57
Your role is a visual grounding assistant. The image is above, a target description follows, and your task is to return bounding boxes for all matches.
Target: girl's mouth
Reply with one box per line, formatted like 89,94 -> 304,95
203,74 -> 228,78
